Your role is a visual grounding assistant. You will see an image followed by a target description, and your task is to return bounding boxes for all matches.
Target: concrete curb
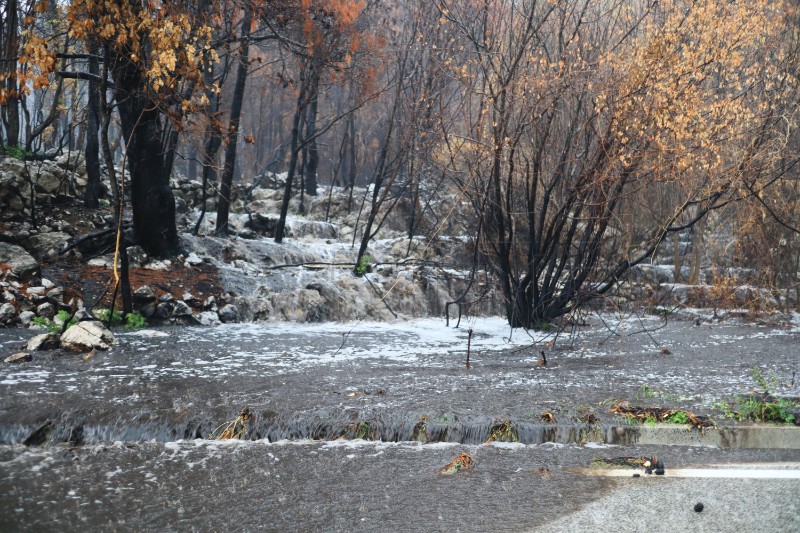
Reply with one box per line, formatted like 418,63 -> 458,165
603,423 -> 800,449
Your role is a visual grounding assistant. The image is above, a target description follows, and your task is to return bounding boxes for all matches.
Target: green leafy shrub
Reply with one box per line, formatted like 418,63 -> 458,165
93,308 -> 147,331
355,254 -> 372,276
124,312 -> 148,331
32,310 -> 76,333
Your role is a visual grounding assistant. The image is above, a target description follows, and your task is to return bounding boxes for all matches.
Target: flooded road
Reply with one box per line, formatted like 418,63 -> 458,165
1,313 -> 799,530
2,439 -> 799,532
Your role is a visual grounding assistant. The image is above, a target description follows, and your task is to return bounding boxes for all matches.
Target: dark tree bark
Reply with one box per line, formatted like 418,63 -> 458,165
215,0 -> 253,236
275,62 -> 311,243
1,0 -> 20,147
303,72 -> 320,196
109,52 -> 178,258
83,40 -> 102,208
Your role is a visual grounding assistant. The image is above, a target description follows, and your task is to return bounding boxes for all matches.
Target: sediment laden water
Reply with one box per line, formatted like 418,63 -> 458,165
0,409 -> 620,447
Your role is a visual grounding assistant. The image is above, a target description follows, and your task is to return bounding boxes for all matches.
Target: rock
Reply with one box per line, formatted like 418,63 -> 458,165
217,304 -> 239,323
18,310 -> 35,327
46,287 -> 64,302
203,295 -> 216,310
40,278 -> 55,290
155,302 -> 173,319
26,286 -> 46,297
182,291 -> 198,306
196,311 -> 222,326
139,302 -> 156,318
4,352 -> 31,363
36,302 -> 55,319
0,302 -> 16,322
126,245 -> 148,268
0,242 -> 40,281
73,309 -> 90,321
35,169 -> 62,194
145,259 -> 171,270
185,252 -> 204,266
172,300 -> 192,317
60,321 -> 115,351
159,292 -> 174,303
133,285 -> 156,303
26,332 -> 61,351
23,231 -> 71,260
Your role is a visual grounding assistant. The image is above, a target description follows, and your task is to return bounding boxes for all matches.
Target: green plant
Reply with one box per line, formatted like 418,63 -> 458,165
54,310 -> 77,330
643,415 -> 658,427
713,400 -> 742,420
714,395 -> 798,424
666,411 -> 690,424
32,316 -> 59,333
486,419 -> 519,443
0,145 -> 33,160
355,254 -> 372,276
94,307 -> 124,326
750,367 -> 779,393
124,311 -> 148,331
209,407 -> 254,440
94,308 -> 147,330
638,384 -> 656,400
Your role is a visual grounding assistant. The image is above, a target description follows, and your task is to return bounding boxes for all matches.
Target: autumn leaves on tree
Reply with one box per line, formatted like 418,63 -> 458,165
2,0 -> 800,327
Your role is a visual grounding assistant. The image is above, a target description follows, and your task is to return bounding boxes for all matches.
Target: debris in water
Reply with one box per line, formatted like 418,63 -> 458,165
412,416 -> 429,442
484,419 -> 519,444
610,403 -> 715,430
589,456 -> 649,470
83,348 -> 97,361
209,407 -> 255,440
465,327 -> 473,369
440,452 -> 474,475
23,420 -> 53,446
540,410 -> 556,423
694,502 -> 704,513
654,458 -> 665,475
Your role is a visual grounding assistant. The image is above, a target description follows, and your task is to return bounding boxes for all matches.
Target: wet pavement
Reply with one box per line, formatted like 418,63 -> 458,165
0,312 -> 799,530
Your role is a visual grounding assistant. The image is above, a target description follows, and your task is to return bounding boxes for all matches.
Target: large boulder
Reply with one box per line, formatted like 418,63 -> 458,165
0,242 -> 39,281
23,232 -> 71,261
60,321 -> 115,352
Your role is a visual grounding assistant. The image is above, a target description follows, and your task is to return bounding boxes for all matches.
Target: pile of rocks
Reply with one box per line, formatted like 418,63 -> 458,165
4,319 -> 116,364
0,242 -> 75,327
129,282 -> 239,327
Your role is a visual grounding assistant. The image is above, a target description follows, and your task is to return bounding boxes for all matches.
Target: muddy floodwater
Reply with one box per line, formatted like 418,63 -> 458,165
1,313 -> 800,531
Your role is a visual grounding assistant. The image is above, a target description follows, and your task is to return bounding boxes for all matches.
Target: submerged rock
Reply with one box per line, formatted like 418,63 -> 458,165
60,320 -> 115,351
217,304 -> 239,323
4,352 -> 31,363
196,311 -> 222,326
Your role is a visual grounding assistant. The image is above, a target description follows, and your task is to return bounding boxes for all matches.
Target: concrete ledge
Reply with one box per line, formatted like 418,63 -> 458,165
604,423 -> 800,449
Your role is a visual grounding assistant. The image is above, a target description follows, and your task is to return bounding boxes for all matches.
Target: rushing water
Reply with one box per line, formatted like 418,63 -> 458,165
1,314 -> 799,530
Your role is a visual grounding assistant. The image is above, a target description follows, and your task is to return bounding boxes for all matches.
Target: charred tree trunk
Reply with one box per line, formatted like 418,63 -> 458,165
1,0 -> 20,147
215,0 -> 253,236
275,62 -> 311,244
109,52 -> 178,258
83,40 -> 102,208
303,72 -> 320,196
